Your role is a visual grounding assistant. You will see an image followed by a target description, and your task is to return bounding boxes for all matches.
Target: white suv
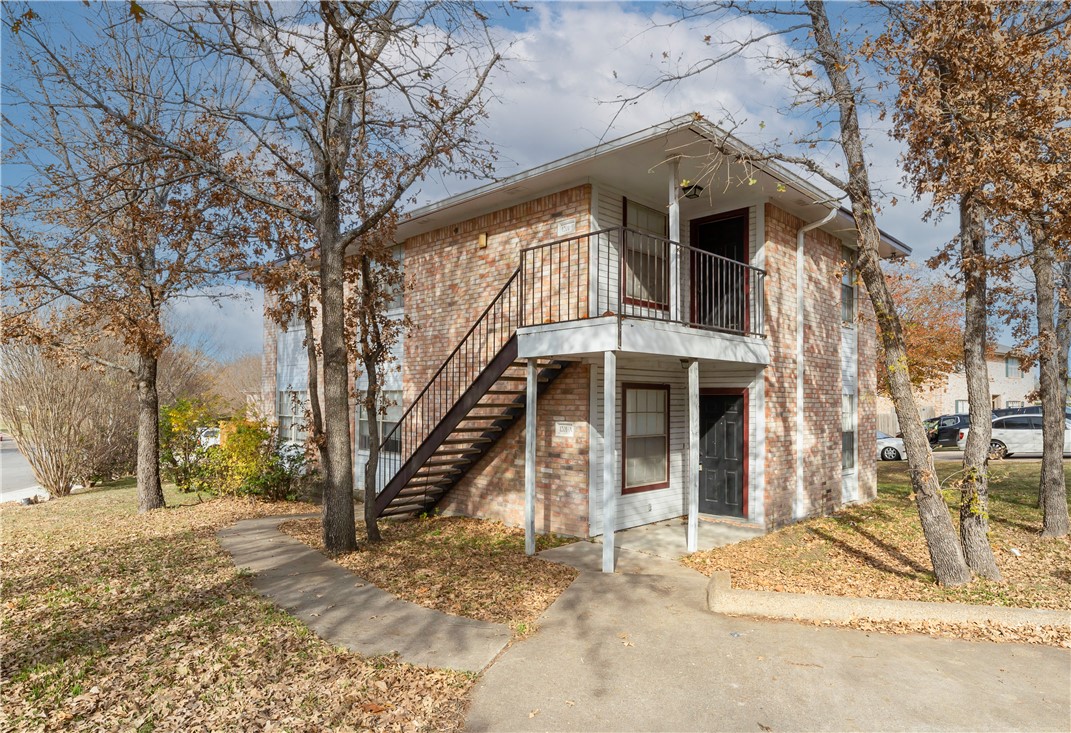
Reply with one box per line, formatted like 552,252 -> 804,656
957,414 -> 1071,458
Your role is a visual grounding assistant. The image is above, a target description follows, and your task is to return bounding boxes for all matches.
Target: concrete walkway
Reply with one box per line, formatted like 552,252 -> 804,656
217,516 -> 510,673
465,542 -> 1071,732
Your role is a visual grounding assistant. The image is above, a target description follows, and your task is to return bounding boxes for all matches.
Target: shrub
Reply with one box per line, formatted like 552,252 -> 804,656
159,399 -> 217,493
212,419 -> 307,500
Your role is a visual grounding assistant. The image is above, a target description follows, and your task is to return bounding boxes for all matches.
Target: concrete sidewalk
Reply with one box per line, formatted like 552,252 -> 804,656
218,516 -> 510,673
465,542 -> 1071,732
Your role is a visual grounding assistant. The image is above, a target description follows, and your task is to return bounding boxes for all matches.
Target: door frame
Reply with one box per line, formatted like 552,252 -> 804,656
699,387 -> 750,519
688,208 -> 750,331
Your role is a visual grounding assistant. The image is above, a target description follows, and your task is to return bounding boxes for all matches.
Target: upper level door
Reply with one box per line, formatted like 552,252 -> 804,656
690,209 -> 749,332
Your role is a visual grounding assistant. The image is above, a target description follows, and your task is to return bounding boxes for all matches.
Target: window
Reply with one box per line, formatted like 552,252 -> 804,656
842,393 -> 856,471
277,389 -> 308,443
358,391 -> 403,453
623,385 -> 669,492
841,246 -> 856,324
624,199 -> 669,308
954,400 -> 969,414
1005,356 -> 1021,378
1000,416 -> 1034,430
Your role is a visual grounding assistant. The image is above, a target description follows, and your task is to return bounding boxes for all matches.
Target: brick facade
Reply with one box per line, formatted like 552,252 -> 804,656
437,363 -> 591,538
761,204 -> 877,528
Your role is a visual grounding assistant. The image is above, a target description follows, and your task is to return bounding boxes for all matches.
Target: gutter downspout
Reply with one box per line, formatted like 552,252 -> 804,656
795,208 -> 837,520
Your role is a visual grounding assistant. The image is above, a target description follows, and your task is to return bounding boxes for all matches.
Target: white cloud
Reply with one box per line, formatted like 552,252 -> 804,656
166,285 -> 264,360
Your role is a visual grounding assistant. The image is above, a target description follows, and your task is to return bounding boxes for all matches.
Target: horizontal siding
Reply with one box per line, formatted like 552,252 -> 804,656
589,355 -> 762,536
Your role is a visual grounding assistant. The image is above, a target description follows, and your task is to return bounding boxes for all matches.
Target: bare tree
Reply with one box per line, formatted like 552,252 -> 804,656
2,5 -> 252,512
60,1 -> 503,551
0,346 -> 135,494
624,0 -> 972,584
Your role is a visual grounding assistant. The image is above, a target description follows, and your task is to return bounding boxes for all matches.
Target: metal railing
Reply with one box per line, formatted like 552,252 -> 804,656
520,227 -> 765,337
375,227 -> 767,501
374,270 -> 520,494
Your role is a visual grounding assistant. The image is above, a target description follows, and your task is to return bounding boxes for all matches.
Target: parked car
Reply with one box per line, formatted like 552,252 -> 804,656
197,427 -> 221,449
877,431 -> 905,461
957,414 -> 1071,458
993,405 -> 1071,420
932,414 -> 971,448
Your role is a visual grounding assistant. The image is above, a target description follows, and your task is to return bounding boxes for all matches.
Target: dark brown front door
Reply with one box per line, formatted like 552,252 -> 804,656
690,210 -> 749,331
698,392 -> 748,518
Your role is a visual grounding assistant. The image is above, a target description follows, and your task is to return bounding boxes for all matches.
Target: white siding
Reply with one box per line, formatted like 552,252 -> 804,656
588,355 -> 762,536
841,323 -> 859,502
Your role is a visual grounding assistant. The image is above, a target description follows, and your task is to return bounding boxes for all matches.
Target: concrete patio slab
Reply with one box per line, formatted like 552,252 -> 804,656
218,515 -> 511,673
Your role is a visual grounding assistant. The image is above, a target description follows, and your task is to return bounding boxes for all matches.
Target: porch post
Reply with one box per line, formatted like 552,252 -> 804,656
668,158 -> 681,321
687,359 -> 700,553
602,350 -> 617,573
525,359 -> 537,555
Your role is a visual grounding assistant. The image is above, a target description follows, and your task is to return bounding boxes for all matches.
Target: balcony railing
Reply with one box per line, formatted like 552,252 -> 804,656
519,227 -> 766,337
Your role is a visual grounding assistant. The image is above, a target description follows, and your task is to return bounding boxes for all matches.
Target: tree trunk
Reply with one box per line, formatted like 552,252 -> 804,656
958,195 -> 1000,579
135,352 -> 165,513
360,255 -> 384,542
318,217 -> 358,554
301,282 -> 325,446
806,0 -> 970,586
1032,223 -> 1069,538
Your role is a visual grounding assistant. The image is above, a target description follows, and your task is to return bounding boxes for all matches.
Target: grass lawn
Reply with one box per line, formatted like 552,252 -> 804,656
683,461 -> 1071,646
0,481 -> 474,732
280,516 -> 578,635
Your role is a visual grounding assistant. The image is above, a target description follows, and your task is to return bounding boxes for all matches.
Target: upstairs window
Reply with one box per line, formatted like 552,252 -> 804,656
841,246 -> 856,324
1004,356 -> 1021,379
623,199 -> 669,308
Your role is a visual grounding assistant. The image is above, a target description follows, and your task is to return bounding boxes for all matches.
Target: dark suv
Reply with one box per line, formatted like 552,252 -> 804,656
932,414 -> 970,448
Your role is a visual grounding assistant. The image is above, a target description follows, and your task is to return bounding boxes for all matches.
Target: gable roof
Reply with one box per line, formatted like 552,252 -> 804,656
395,115 -> 911,258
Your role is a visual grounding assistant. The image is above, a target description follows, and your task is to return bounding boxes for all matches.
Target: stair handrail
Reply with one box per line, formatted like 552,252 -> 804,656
374,268 -> 520,490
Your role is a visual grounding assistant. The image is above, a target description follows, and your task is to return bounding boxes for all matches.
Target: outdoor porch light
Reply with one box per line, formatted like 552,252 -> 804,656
681,181 -> 704,199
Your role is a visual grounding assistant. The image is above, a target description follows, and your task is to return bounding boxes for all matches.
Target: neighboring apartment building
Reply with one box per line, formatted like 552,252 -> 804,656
263,117 -> 911,571
876,343 -> 1039,434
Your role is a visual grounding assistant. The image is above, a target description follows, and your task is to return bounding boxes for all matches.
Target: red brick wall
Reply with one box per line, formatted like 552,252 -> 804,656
762,204 -> 876,527
857,284 -> 878,502
402,185 -> 594,536
437,363 -> 591,538
762,204 -> 800,529
403,186 -> 592,399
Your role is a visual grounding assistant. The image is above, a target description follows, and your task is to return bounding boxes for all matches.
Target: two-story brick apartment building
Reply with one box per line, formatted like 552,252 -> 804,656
264,117 -> 911,571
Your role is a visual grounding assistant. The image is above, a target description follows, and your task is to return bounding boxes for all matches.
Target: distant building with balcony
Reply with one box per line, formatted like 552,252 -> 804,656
263,117 -> 911,571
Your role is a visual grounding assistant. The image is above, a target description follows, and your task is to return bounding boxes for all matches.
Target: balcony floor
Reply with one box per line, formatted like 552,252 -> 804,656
516,315 -> 769,365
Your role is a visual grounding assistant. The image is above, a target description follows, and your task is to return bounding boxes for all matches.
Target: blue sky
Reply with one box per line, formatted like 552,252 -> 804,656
6,1 -> 966,359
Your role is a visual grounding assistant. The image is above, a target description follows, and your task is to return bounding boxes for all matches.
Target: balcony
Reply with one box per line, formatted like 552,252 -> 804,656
517,227 -> 768,364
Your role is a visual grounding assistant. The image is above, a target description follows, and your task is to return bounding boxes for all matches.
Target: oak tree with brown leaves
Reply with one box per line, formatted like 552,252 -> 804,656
881,0 -> 1070,544
2,5 -> 254,513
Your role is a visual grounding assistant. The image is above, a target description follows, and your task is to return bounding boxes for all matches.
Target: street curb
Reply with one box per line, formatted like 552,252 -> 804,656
706,571 -> 1071,628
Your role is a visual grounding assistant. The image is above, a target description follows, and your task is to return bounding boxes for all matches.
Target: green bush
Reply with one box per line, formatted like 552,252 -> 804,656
212,419 -> 307,500
159,399 -> 217,493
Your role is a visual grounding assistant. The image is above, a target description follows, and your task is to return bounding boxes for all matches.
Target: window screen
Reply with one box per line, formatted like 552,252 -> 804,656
624,386 -> 669,490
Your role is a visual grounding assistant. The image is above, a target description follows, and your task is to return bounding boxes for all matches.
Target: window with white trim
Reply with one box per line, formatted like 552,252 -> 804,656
842,393 -> 856,471
1004,356 -> 1022,378
955,400 -> 969,413
624,199 -> 669,307
624,385 -> 669,492
358,390 -> 403,454
277,389 -> 308,443
841,245 -> 856,324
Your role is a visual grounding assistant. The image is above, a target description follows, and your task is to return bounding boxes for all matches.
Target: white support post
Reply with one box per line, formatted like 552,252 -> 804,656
687,360 -> 700,553
524,359 -> 537,556
602,350 -> 617,573
668,159 -> 681,321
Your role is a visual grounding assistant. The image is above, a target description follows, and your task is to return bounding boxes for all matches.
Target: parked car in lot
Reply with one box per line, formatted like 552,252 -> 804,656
877,431 -> 905,461
932,414 -> 971,448
957,414 -> 1071,458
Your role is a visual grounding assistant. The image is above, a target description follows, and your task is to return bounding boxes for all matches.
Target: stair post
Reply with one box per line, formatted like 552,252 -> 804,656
525,358 -> 537,555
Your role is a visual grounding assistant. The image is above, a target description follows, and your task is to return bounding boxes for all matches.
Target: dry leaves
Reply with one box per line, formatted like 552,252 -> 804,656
0,484 -> 474,732
684,463 -> 1071,647
279,515 -> 578,633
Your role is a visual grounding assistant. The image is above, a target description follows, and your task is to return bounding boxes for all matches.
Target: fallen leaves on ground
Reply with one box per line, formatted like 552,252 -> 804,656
684,462 -> 1071,647
280,515 -> 578,634
1,482 -> 473,732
